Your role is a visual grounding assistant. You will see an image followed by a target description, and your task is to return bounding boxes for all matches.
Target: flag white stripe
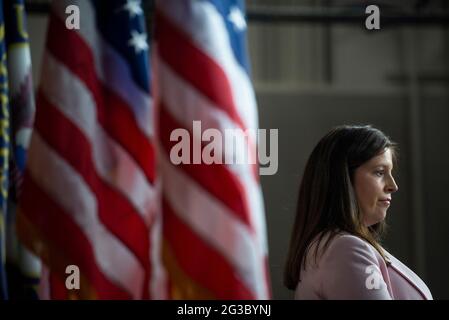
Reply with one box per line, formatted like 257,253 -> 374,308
27,132 -> 144,298
159,150 -> 266,298
157,59 -> 268,254
38,264 -> 50,300
41,52 -> 155,226
149,179 -> 168,300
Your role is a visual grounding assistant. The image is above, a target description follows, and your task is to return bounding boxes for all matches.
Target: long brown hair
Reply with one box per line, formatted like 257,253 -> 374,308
284,125 -> 397,290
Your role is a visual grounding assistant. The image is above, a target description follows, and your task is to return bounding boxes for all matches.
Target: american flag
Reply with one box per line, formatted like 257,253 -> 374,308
154,0 -> 271,299
17,0 -> 164,299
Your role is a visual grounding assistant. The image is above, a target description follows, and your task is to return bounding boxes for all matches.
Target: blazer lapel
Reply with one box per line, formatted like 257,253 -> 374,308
385,252 -> 432,300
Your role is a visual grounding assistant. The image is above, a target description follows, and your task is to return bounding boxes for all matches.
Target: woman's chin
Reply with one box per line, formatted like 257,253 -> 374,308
364,212 -> 387,227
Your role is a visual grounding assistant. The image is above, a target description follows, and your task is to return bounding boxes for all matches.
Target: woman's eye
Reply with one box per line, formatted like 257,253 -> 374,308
374,171 -> 384,177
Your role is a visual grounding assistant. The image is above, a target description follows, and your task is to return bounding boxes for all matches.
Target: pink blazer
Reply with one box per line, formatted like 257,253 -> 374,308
294,233 -> 433,300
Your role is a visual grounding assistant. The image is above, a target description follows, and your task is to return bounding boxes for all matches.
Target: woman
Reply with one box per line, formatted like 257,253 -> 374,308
284,125 -> 432,300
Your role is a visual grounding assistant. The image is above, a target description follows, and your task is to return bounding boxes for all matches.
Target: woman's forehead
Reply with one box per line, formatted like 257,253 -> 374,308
365,148 -> 394,167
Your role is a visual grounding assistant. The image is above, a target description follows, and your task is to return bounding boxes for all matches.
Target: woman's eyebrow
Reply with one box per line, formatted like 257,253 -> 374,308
371,163 -> 392,169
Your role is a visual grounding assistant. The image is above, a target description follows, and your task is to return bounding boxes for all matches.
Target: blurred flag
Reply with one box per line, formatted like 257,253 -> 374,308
0,0 -> 10,300
3,0 -> 40,300
17,0 -> 164,299
154,0 -> 271,299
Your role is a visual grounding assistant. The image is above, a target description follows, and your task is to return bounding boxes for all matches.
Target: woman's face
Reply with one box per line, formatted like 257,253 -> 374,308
353,148 -> 398,227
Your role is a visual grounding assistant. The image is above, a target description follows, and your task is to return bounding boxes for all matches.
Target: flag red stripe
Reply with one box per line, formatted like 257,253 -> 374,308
45,12 -> 155,184
49,272 -> 68,300
162,197 -> 254,299
34,91 -> 151,283
158,105 -> 253,228
155,9 -> 246,131
20,171 -> 132,299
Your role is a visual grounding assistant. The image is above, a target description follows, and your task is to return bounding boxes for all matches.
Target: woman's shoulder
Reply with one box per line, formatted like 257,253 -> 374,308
313,231 -> 374,250
329,231 -> 373,248
318,231 -> 384,266
298,231 -> 393,299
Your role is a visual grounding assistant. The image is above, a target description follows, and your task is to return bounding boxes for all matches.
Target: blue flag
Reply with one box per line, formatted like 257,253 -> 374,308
0,0 -> 39,300
0,0 -> 11,300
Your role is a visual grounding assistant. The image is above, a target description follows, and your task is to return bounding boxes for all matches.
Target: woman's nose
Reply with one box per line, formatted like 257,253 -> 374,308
386,176 -> 399,193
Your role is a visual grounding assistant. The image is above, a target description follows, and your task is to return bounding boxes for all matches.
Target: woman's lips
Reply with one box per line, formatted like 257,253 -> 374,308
378,199 -> 391,206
